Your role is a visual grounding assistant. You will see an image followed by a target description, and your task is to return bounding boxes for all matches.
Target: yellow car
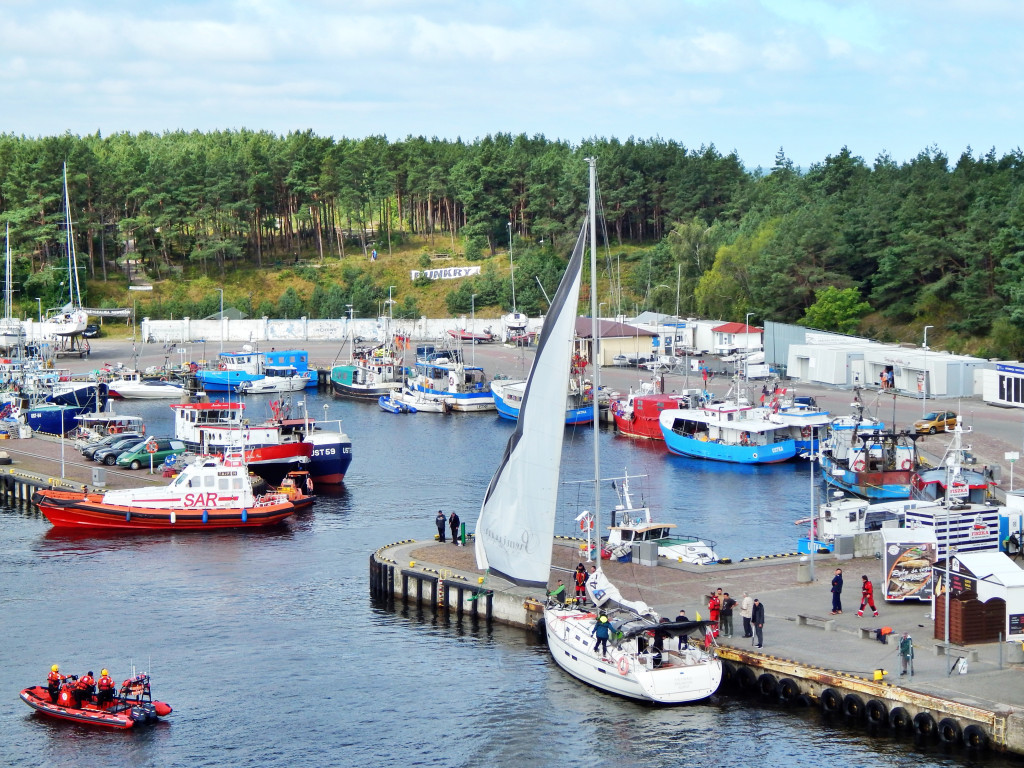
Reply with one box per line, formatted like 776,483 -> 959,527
913,410 -> 958,434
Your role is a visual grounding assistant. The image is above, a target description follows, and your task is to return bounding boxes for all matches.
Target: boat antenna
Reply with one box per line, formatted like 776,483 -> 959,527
587,156 -> 601,570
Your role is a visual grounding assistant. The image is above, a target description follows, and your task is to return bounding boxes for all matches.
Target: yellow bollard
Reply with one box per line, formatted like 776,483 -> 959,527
478,577 -> 485,584
409,561 -> 416,568
873,669 -> 888,681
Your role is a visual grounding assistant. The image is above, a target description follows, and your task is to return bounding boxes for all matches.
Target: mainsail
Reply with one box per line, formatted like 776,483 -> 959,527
474,224 -> 586,587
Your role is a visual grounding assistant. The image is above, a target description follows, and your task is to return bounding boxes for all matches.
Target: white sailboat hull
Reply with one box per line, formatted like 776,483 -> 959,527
544,607 -> 722,703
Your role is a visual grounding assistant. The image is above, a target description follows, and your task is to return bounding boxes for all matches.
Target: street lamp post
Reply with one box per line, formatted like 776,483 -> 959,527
923,325 -> 934,417
471,294 -> 477,367
216,288 -> 224,354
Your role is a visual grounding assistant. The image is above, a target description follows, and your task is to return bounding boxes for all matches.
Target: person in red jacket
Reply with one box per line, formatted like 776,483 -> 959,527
573,563 -> 588,604
47,665 -> 64,703
96,669 -> 116,706
857,575 -> 879,617
73,671 -> 95,708
708,591 -> 721,637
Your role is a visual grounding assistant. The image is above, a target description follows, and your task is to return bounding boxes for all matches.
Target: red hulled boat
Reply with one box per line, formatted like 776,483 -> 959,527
33,453 -> 305,530
611,393 -> 692,440
21,673 -> 172,729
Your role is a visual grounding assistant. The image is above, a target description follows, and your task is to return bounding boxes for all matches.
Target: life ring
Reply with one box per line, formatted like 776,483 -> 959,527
852,458 -> 866,471
800,426 -> 811,438
107,425 -> 120,435
617,656 -> 629,675
900,459 -> 912,470
160,376 -> 167,382
367,372 -> 376,385
218,362 -> 227,371
425,378 -> 433,389
448,374 -> 457,387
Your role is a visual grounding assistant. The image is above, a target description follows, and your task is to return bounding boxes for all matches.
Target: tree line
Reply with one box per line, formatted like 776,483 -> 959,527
0,132 -> 1022,355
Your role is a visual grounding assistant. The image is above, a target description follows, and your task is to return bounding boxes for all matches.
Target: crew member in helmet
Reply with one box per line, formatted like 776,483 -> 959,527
47,665 -> 63,703
97,669 -> 116,706
74,671 -> 96,708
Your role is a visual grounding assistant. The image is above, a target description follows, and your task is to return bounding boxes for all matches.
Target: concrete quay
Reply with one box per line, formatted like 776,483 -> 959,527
372,538 -> 1024,754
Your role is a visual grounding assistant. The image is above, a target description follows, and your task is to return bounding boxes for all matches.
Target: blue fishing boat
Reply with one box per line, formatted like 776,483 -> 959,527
820,403 -> 920,499
408,360 -> 494,412
490,379 -> 593,424
659,398 -> 797,464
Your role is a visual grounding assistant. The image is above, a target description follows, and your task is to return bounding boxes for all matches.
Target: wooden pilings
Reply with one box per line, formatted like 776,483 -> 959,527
369,552 -> 493,623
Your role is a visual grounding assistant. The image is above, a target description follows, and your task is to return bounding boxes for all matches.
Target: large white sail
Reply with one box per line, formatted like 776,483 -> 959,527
474,224 -> 586,587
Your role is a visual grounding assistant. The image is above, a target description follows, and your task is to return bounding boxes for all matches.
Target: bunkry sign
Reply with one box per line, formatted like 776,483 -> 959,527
410,266 -> 481,281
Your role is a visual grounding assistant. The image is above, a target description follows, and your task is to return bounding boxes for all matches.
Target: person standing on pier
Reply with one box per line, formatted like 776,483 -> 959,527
720,592 -> 736,638
435,510 -> 446,543
740,592 -> 753,638
448,511 -> 461,545
708,591 -> 721,637
751,599 -> 765,648
899,632 -> 914,676
831,568 -> 844,614
857,574 -> 879,617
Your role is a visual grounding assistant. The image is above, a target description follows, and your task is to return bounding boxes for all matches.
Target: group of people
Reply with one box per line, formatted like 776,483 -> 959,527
705,588 -> 764,647
546,563 -> 597,606
879,369 -> 895,390
46,664 -> 117,708
830,569 -> 879,617
434,510 -> 461,545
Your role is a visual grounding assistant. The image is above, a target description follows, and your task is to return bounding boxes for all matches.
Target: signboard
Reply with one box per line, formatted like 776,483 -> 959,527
409,266 -> 482,281
949,482 -> 970,499
884,540 -> 936,601
1010,613 -> 1024,636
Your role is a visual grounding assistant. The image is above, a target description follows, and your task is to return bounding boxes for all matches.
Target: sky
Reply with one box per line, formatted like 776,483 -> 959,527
2,0 -> 1022,169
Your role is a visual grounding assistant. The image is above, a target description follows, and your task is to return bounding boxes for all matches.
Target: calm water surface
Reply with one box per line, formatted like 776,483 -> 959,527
0,393 -> 1011,766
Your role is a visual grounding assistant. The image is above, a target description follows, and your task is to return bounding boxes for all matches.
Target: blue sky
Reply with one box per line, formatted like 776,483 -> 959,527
2,0 -> 1022,168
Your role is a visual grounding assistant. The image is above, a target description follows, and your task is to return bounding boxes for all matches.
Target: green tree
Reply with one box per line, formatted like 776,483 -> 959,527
798,286 -> 872,333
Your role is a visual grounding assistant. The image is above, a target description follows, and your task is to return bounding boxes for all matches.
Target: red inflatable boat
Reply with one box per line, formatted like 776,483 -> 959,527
20,673 -> 172,729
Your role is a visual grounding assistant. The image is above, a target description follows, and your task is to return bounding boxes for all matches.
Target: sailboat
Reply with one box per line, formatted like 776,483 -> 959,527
33,165 -> 89,342
0,223 -> 25,351
474,159 -> 722,703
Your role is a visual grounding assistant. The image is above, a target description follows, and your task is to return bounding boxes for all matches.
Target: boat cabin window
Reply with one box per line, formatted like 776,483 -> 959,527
205,475 -> 215,488
219,477 -> 229,491
233,477 -> 243,490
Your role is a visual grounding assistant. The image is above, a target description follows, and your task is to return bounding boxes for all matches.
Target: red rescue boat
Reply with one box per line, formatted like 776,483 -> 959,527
32,452 -> 303,530
21,673 -> 172,729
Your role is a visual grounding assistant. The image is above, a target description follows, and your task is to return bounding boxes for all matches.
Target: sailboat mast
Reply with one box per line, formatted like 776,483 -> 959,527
62,163 -> 82,308
588,157 -> 601,566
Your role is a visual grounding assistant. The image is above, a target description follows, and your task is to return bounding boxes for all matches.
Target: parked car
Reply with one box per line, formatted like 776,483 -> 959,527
116,438 -> 186,470
81,431 -> 144,460
94,437 -> 149,466
82,324 -> 101,338
913,410 -> 958,434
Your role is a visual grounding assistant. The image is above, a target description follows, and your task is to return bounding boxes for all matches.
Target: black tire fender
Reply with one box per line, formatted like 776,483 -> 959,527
963,724 -> 989,750
777,678 -> 799,704
720,661 -> 736,688
735,665 -> 756,692
889,706 -> 911,732
820,687 -> 842,714
865,698 -> 889,726
938,717 -> 962,745
914,711 -> 938,739
757,673 -> 778,699
843,693 -> 866,720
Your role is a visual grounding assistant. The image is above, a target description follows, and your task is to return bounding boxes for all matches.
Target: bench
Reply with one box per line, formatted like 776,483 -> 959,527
797,614 -> 836,631
934,642 -> 979,662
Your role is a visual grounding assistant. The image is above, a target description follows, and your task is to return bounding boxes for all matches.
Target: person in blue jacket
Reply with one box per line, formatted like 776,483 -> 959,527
592,615 -> 612,657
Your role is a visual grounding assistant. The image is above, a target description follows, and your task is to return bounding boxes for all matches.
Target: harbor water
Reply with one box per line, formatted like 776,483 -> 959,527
0,391 -> 1012,766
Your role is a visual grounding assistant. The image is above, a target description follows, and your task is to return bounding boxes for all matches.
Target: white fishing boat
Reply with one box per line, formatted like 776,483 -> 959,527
392,387 -> 451,414
475,159 -> 721,703
235,366 -> 308,394
107,371 -> 184,399
603,473 -> 719,565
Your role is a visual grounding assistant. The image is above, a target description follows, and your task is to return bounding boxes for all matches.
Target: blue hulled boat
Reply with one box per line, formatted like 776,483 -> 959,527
659,398 -> 797,464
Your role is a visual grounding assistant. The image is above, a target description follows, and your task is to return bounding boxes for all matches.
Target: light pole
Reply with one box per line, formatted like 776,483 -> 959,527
471,294 -> 477,367
216,288 -> 224,354
744,312 -> 754,386
923,325 -> 933,417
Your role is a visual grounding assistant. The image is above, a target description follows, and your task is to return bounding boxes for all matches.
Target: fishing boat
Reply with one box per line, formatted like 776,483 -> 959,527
491,378 -> 594,425
330,323 -> 406,399
199,349 -> 316,393
235,366 -> 308,394
408,359 -> 494,412
475,159 -> 722,703
32,452 -> 301,529
602,473 -> 719,565
766,392 -> 830,455
20,673 -> 172,729
819,400 -> 921,499
171,401 -> 312,485
610,389 -> 704,440
275,411 -> 353,485
659,397 -> 797,464
379,394 -> 416,414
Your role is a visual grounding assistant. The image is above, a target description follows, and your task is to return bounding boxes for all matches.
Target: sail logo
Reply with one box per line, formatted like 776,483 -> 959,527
482,525 -> 535,555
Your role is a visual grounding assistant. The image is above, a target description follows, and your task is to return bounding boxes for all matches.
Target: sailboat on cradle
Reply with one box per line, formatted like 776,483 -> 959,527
474,159 -> 722,703
0,223 -> 25,351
